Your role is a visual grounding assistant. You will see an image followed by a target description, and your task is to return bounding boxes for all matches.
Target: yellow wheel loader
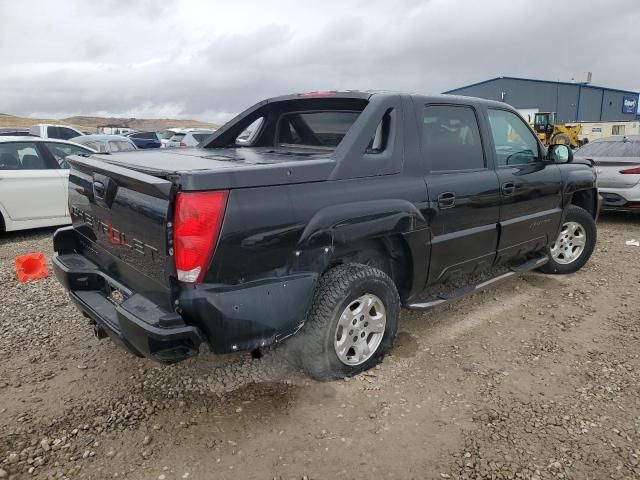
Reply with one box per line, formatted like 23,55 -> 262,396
532,112 -> 584,149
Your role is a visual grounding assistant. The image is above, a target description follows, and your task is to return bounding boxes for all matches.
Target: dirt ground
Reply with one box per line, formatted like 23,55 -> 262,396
1,214 -> 639,480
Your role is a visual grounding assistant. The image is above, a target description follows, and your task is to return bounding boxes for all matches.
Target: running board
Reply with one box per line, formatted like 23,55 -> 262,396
406,255 -> 548,311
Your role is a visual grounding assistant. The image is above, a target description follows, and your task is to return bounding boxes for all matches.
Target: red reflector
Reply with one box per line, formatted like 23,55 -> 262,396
297,91 -> 337,98
620,167 -> 640,174
173,191 -> 228,283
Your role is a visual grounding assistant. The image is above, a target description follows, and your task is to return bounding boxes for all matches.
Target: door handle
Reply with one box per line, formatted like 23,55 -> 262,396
93,181 -> 105,197
437,191 -> 456,209
501,182 -> 516,196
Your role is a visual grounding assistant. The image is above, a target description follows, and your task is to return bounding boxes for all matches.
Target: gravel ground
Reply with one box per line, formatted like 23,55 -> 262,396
1,213 -> 639,480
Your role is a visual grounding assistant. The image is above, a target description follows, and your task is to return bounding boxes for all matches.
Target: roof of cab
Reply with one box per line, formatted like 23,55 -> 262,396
262,90 -> 514,110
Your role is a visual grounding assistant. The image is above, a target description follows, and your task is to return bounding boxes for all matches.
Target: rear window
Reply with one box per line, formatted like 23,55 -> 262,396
577,140 -> 640,158
277,111 -> 360,149
170,133 -> 186,141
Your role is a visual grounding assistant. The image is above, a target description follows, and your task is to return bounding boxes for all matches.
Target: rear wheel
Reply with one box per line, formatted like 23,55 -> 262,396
293,263 -> 400,381
539,205 -> 596,274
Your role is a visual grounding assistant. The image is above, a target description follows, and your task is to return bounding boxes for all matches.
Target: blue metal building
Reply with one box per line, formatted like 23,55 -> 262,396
444,76 -> 639,123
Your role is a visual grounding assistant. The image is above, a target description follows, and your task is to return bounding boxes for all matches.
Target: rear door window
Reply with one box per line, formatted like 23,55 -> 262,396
277,111 -> 360,148
422,105 -> 485,171
0,142 -> 49,169
47,126 -> 59,138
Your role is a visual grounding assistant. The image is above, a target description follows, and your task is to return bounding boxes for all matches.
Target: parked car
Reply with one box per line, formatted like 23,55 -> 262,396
575,135 -> 640,211
69,134 -> 137,153
0,137 -> 94,232
158,129 -> 183,148
53,91 -> 600,381
123,131 -> 162,149
166,129 -> 215,148
0,127 -> 32,136
29,124 -> 84,140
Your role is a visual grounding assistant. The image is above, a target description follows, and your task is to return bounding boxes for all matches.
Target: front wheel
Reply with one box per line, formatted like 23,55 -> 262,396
293,263 -> 400,381
539,205 -> 596,274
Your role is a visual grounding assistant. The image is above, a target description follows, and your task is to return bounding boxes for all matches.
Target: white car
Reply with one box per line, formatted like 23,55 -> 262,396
166,129 -> 215,148
69,134 -> 137,153
158,128 -> 184,148
0,137 -> 94,232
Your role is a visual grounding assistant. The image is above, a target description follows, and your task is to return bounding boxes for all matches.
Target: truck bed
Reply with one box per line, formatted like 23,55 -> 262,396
77,146 -> 336,190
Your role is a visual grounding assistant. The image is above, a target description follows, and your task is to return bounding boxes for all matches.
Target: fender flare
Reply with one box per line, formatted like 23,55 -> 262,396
290,199 -> 430,296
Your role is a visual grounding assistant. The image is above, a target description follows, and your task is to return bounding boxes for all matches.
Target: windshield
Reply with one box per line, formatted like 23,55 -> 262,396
534,114 -> 549,125
277,111 -> 361,148
576,139 -> 640,158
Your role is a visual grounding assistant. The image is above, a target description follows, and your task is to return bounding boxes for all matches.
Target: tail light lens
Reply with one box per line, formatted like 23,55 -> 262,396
179,142 -> 187,147
173,191 -> 228,283
620,167 -> 640,174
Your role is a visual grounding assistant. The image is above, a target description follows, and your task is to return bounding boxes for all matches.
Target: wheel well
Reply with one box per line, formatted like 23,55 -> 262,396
328,236 -> 413,296
0,211 -> 4,233
570,189 -> 597,218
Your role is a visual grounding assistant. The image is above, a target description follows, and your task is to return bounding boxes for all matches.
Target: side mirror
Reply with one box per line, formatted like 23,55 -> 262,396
548,144 -> 573,163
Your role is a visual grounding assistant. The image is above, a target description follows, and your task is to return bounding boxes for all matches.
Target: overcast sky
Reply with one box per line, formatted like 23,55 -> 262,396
1,0 -> 639,123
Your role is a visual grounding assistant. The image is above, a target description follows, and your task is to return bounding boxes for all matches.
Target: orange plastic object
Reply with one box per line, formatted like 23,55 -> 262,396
15,252 -> 49,282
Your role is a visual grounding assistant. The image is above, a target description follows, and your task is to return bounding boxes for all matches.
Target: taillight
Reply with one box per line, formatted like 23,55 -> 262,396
620,167 -> 640,174
179,142 -> 187,147
173,191 -> 228,283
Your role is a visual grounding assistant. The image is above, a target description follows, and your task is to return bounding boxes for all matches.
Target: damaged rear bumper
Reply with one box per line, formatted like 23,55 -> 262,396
52,226 -> 318,363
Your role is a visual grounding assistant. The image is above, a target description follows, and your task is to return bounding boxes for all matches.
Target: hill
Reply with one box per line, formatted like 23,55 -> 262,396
0,113 -> 219,132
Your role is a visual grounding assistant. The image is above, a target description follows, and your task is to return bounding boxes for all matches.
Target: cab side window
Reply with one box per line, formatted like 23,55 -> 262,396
487,109 -> 540,166
422,105 -> 485,172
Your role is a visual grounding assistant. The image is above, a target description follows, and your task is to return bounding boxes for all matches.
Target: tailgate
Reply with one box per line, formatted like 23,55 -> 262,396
66,156 -> 174,306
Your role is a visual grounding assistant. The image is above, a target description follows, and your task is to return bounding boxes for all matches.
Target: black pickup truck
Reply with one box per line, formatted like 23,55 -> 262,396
53,91 -> 600,380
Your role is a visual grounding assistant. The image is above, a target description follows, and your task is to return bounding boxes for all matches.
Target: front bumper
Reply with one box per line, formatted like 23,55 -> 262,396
53,252 -> 204,363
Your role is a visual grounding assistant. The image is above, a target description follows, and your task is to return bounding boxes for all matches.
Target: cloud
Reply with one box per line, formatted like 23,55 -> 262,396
0,0 -> 639,124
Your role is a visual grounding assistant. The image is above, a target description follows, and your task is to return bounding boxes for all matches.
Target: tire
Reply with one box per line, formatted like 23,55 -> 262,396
539,205 -> 596,274
551,132 -> 571,146
293,263 -> 400,381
